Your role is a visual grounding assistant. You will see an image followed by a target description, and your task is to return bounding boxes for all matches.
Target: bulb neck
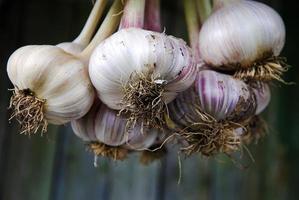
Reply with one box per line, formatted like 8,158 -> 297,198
196,0 -> 212,22
144,0 -> 161,32
79,0 -> 125,61
119,0 -> 146,29
183,0 -> 201,62
213,0 -> 241,10
73,0 -> 108,47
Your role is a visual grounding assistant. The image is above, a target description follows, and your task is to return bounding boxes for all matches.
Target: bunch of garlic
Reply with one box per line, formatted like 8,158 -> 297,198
199,0 -> 287,82
7,0 -> 124,135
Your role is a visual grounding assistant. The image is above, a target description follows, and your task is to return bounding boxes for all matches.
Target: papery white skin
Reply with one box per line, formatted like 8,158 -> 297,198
7,45 -> 94,124
199,0 -> 285,68
89,28 -> 196,110
71,101 -> 158,148
253,84 -> 271,115
168,70 -> 256,127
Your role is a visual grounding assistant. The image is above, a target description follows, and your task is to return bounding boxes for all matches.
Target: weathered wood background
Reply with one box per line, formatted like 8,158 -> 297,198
0,0 -> 298,199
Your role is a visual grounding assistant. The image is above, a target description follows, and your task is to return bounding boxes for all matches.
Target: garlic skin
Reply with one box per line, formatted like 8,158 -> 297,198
89,28 -> 196,110
199,0 -> 285,68
252,84 -> 271,115
71,101 -> 158,149
168,70 -> 257,127
7,45 -> 94,125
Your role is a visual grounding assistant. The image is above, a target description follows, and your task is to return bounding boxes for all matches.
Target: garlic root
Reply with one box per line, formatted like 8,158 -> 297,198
119,67 -> 167,130
233,56 -> 289,83
9,88 -> 47,135
89,142 -> 128,160
139,145 -> 167,165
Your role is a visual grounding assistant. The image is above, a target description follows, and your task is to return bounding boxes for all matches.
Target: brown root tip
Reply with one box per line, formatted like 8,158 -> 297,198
234,56 -> 289,83
180,122 -> 242,157
119,67 -> 167,129
241,116 -> 268,144
9,88 -> 47,135
88,142 -> 128,161
139,145 -> 167,165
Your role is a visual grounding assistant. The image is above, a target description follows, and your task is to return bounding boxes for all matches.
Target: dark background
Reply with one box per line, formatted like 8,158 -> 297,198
0,0 -> 299,199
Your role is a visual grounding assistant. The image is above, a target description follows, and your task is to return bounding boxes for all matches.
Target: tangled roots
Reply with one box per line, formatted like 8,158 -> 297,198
241,116 -> 268,144
88,142 -> 128,160
139,144 -> 167,165
120,68 -> 167,130
9,88 -> 47,135
234,56 -> 288,83
180,122 -> 243,156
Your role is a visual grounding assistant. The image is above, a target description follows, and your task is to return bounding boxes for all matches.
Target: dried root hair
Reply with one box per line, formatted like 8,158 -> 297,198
119,65 -> 167,130
9,88 -> 47,135
241,115 -> 268,145
177,107 -> 246,157
234,56 -> 289,83
88,142 -> 128,161
139,144 -> 167,165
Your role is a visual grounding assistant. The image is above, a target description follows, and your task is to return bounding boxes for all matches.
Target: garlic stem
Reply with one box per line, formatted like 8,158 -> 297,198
80,0 -> 125,60
144,0 -> 161,32
213,0 -> 240,10
119,0 -> 146,29
183,0 -> 201,62
196,0 -> 212,22
73,0 -> 108,47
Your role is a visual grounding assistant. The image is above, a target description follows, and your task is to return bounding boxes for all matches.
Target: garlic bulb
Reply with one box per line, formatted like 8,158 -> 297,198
71,100 -> 159,160
168,70 -> 256,127
89,28 -> 196,128
199,0 -> 286,81
8,45 -> 94,130
167,70 -> 257,156
7,0 -> 124,135
252,84 -> 271,115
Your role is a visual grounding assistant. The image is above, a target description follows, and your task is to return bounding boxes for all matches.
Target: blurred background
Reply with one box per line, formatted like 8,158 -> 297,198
0,0 -> 298,199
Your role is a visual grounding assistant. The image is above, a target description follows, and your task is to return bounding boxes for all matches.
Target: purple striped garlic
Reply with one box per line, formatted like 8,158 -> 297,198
89,28 -> 196,128
199,0 -> 287,82
7,0 -> 123,135
168,70 -> 256,127
71,100 -> 160,160
167,70 -> 257,156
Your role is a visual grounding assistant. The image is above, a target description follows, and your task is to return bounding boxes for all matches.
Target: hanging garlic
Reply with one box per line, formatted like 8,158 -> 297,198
167,70 -> 257,156
89,28 -> 196,129
199,0 -> 287,82
71,100 -> 160,160
7,0 -> 124,135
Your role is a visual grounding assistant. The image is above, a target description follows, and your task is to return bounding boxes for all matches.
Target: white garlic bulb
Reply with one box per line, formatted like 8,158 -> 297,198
199,0 -> 286,81
89,28 -> 196,127
8,45 -> 95,126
